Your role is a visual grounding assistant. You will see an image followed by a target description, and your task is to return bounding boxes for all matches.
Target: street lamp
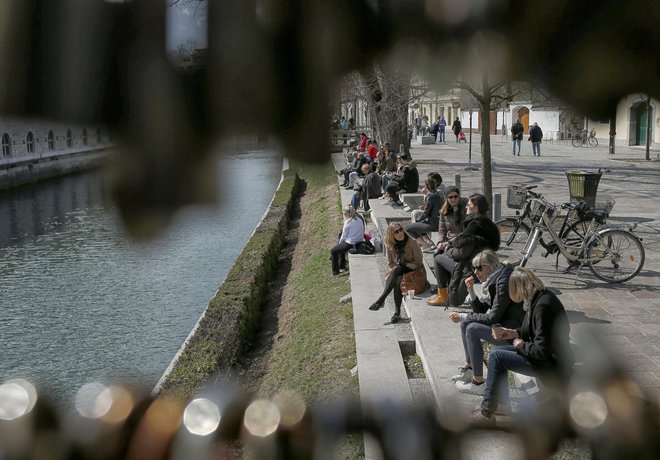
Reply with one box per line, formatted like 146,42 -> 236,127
465,108 -> 478,171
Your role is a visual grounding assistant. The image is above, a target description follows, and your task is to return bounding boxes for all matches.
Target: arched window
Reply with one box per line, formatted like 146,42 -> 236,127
66,129 -> 73,147
48,130 -> 55,150
2,133 -> 11,157
82,128 -> 88,146
26,131 -> 35,153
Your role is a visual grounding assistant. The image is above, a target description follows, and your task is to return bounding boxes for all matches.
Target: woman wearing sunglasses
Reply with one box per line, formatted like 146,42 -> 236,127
427,193 -> 500,307
447,249 -> 525,394
368,223 -> 426,323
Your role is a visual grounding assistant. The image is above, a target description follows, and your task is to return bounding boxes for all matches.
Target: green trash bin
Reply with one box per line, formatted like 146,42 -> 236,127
566,170 -> 602,207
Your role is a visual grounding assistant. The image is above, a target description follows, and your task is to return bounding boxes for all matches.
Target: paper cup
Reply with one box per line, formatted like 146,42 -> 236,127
407,290 -> 415,299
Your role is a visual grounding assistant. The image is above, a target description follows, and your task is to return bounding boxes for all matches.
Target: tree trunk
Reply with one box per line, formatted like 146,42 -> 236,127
480,99 -> 493,206
646,97 -> 652,161
479,72 -> 493,207
608,115 -> 616,155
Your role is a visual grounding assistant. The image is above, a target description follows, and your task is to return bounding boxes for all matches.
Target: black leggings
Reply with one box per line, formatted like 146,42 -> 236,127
375,264 -> 413,314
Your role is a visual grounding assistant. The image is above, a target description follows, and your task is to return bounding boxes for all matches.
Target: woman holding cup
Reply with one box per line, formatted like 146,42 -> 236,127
471,267 -> 573,424
448,249 -> 525,394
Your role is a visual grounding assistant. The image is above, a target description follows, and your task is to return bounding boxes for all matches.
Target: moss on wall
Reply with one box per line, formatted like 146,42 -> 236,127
157,170 -> 302,400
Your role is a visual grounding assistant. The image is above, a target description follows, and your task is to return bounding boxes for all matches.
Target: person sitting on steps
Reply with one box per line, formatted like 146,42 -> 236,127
470,267 -> 573,425
368,223 -> 426,323
330,206 -> 365,276
447,249 -> 525,395
403,178 -> 442,251
384,153 -> 419,208
426,193 -> 500,307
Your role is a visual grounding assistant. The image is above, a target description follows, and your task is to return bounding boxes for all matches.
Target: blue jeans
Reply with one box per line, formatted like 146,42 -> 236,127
513,139 -> 521,154
439,128 -> 445,142
481,345 -> 536,415
532,142 -> 541,156
460,322 -> 508,378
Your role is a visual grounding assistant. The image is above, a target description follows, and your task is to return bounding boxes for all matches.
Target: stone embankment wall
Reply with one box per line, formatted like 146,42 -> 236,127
154,168 -> 302,400
0,148 -> 111,190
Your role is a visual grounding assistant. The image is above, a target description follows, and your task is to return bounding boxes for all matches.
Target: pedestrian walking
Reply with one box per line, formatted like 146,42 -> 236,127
451,117 -> 462,142
511,119 -> 524,155
529,122 -> 543,156
438,116 -> 447,143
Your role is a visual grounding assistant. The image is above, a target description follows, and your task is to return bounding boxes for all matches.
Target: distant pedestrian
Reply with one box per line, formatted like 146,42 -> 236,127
451,117 -> 462,142
438,116 -> 447,143
511,119 -> 524,155
529,122 -> 543,156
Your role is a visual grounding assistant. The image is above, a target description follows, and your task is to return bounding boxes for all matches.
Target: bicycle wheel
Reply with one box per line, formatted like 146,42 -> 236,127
496,218 -> 530,262
561,218 -> 605,251
586,229 -> 645,283
571,136 -> 581,147
588,137 -> 598,147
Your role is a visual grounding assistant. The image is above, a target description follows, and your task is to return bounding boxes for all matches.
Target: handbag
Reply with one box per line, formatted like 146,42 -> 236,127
400,268 -> 429,295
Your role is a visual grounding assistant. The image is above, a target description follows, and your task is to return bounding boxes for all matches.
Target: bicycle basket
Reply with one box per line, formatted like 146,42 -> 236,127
594,195 -> 616,215
506,185 -> 527,209
530,198 -> 557,223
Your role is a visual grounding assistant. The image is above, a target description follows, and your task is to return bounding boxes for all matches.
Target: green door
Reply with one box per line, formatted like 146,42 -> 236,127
638,110 -> 647,145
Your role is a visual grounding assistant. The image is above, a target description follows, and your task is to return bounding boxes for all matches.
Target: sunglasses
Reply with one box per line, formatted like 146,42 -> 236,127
473,265 -> 483,272
394,228 -> 404,234
447,195 -> 459,199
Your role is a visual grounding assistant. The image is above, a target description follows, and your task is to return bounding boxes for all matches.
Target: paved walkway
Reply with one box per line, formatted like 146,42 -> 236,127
333,135 -> 660,459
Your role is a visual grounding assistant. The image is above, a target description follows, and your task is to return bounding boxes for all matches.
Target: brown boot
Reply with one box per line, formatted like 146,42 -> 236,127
426,288 -> 448,306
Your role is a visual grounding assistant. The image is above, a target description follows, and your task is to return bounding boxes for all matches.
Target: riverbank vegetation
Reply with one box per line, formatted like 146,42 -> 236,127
237,160 -> 362,457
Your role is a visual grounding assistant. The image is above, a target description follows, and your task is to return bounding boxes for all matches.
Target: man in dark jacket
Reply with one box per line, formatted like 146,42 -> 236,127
385,153 -> 419,208
529,122 -> 543,156
511,119 -> 524,156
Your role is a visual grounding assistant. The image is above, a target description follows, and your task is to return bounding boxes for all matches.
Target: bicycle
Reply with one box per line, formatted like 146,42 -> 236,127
496,184 -> 611,262
516,197 -> 644,283
571,128 -> 598,147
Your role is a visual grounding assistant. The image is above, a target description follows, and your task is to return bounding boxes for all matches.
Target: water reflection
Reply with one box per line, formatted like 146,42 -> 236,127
0,150 -> 282,409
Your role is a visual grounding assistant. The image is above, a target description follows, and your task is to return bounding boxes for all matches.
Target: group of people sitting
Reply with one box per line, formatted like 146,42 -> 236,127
337,141 -> 420,212
368,217 -> 573,424
331,169 -> 573,425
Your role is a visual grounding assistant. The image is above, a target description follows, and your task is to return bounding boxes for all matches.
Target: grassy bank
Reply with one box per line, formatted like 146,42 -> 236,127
255,160 -> 362,457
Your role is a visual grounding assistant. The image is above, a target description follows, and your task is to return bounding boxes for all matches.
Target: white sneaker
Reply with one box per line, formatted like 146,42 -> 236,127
455,379 -> 485,395
450,367 -> 473,383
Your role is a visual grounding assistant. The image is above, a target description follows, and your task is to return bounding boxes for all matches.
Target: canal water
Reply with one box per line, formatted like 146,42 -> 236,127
0,149 -> 282,409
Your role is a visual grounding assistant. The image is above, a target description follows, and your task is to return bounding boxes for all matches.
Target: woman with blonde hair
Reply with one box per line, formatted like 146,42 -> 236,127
471,266 -> 573,424
368,223 -> 426,323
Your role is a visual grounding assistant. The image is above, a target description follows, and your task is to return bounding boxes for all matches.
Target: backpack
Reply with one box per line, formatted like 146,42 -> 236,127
349,240 -> 375,255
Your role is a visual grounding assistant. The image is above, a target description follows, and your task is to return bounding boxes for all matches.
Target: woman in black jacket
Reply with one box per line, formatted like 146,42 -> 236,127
403,178 -> 442,250
471,267 -> 573,423
427,193 -> 500,306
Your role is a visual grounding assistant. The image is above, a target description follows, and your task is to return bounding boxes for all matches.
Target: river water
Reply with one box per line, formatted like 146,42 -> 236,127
0,149 -> 282,409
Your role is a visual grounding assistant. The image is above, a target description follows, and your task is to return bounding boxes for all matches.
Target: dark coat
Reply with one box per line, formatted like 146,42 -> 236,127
465,263 -> 525,328
529,125 -> 543,143
448,214 -> 500,262
397,162 -> 419,193
419,191 -> 442,231
516,289 -> 573,375
361,172 -> 382,199
446,213 -> 500,307
451,119 -> 462,134
511,122 -> 524,140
